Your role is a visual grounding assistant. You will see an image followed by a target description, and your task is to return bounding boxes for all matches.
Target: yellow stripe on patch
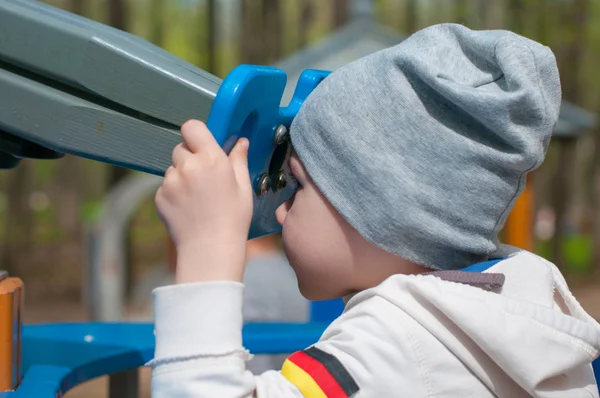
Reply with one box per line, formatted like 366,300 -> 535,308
281,359 -> 328,398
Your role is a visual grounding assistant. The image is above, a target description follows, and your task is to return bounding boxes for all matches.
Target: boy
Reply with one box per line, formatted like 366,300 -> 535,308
149,24 -> 600,397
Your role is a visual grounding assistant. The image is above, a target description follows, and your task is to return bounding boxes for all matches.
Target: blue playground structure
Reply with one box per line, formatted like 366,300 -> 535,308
0,301 -> 343,397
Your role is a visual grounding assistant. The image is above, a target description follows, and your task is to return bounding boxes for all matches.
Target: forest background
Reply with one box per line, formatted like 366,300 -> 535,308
5,0 -> 599,302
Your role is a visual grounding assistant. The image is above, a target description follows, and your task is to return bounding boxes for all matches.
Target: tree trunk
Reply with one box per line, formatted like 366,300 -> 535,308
476,0 -> 488,29
535,0 -> 549,44
332,0 -> 349,28
2,161 -> 34,275
68,0 -> 85,16
263,0 -> 282,63
298,0 -> 313,49
550,0 -> 587,271
404,0 -> 417,33
106,0 -> 133,296
149,0 -> 165,47
551,139 -> 577,269
106,0 -> 130,187
56,156 -> 82,241
454,0 -> 469,25
108,0 -> 128,31
562,0 -> 587,103
506,0 -> 523,33
593,126 -> 600,277
207,0 -> 218,74
241,0 -> 264,63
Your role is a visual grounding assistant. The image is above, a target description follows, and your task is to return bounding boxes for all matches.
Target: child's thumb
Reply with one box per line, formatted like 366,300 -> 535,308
229,138 -> 251,188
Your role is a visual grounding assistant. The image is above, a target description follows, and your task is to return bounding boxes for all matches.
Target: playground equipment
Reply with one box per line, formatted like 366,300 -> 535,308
0,0 -> 314,240
0,273 -> 23,392
0,0 -> 598,396
84,173 -> 163,322
0,1 -> 345,395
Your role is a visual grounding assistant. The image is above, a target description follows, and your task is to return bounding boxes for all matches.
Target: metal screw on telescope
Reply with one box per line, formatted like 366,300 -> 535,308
274,125 -> 289,146
276,172 -> 287,191
256,174 -> 271,197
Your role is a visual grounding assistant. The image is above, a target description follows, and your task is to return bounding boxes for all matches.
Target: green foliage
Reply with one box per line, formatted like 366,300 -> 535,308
80,200 -> 104,224
12,0 -> 600,280
537,235 -> 593,274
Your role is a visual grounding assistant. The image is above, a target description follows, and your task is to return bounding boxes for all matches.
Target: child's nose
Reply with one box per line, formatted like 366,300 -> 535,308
275,197 -> 293,226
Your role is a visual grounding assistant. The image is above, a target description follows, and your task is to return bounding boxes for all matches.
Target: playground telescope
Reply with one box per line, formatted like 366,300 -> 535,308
0,0 -> 329,240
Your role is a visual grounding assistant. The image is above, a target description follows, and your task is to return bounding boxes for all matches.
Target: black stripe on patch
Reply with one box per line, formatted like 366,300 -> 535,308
304,346 -> 360,396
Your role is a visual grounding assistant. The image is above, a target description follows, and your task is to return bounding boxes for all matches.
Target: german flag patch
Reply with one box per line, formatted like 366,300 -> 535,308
281,347 -> 359,398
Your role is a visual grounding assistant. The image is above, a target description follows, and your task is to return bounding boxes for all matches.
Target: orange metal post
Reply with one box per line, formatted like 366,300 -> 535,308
0,275 -> 23,392
503,175 -> 534,251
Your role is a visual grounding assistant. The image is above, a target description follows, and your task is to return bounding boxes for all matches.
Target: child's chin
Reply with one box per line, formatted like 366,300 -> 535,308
299,288 -> 327,302
297,280 -> 342,302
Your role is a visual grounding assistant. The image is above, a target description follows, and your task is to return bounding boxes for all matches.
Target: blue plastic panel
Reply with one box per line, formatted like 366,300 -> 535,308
311,299 -> 345,323
207,65 -> 330,239
0,322 -> 328,397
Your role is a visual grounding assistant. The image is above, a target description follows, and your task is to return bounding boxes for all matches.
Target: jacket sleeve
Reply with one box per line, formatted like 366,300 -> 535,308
147,281 -> 304,398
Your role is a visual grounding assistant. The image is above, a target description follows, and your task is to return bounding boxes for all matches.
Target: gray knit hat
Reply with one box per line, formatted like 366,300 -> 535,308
290,23 -> 561,270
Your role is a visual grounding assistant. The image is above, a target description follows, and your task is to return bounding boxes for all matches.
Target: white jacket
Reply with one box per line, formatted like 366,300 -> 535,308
149,247 -> 600,397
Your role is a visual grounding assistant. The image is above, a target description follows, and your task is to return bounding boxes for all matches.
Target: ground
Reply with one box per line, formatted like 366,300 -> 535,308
19,278 -> 600,398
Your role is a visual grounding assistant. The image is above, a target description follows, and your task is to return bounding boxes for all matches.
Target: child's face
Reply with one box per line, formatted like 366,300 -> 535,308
276,151 -> 425,301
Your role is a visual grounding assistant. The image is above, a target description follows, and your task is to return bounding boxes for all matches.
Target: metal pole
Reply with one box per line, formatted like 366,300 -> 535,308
85,174 -> 162,321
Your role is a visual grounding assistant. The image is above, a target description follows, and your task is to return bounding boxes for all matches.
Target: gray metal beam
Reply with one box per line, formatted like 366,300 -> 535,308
0,61 -> 182,175
0,0 -> 222,175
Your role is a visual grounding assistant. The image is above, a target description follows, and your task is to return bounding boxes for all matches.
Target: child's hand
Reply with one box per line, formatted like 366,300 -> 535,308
155,120 -> 253,283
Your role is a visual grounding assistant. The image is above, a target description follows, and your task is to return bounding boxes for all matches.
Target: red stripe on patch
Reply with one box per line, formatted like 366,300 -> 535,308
287,351 -> 349,398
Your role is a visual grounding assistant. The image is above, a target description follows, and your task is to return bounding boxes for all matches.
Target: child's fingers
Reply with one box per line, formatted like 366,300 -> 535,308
172,143 -> 192,167
229,138 -> 251,189
180,120 -> 220,154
